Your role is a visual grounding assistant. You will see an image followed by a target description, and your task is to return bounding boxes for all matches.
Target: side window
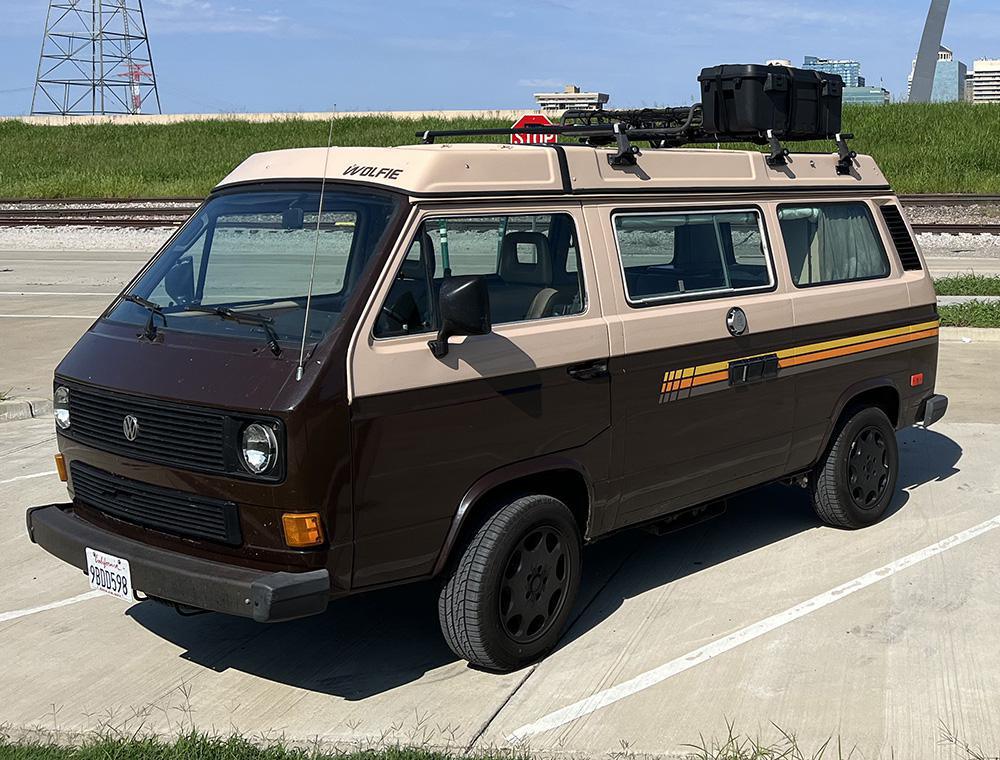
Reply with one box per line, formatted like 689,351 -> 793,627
778,202 -> 890,287
613,210 -> 772,304
375,213 -> 585,338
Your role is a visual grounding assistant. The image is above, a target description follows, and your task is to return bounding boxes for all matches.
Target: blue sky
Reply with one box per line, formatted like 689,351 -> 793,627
1,0 -> 998,115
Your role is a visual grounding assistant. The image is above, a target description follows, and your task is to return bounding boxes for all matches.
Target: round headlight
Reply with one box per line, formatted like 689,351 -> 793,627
54,386 -> 70,430
241,423 -> 277,475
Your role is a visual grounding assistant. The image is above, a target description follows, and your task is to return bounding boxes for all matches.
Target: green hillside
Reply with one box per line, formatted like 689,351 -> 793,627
0,103 -> 997,198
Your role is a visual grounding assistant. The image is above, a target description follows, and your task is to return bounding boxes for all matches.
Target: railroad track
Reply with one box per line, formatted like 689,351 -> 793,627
0,198 -> 202,228
0,195 -> 999,230
899,194 -> 1000,206
911,223 -> 1000,235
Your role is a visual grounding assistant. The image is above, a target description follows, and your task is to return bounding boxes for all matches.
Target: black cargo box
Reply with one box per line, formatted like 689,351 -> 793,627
698,64 -> 843,140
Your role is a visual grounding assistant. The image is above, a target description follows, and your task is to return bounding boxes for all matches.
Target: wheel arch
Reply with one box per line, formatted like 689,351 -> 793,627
817,378 -> 901,464
431,456 -> 594,577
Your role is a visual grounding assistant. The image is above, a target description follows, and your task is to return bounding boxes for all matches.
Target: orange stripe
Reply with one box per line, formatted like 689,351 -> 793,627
661,324 -> 938,393
780,327 -> 938,369
692,370 -> 728,387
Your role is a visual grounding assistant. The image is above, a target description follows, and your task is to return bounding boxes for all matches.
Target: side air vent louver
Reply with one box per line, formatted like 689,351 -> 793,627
880,205 -> 922,271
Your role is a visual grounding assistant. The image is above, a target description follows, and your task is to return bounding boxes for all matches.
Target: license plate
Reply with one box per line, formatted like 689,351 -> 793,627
85,548 -> 133,601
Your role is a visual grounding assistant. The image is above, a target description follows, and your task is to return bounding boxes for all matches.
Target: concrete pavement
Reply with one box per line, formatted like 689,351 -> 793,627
3,415 -> 998,756
1,245 -> 1000,757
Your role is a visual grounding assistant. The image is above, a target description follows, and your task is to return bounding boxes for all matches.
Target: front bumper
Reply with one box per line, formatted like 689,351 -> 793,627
26,504 -> 330,622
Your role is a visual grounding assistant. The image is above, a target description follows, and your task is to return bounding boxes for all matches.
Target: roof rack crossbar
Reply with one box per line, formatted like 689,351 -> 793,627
414,105 -> 860,176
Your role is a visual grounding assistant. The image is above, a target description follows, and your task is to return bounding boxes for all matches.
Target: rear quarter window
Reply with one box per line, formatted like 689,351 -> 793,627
777,202 -> 890,287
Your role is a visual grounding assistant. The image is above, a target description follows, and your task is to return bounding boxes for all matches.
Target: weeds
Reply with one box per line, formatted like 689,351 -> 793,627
1,722 -> 997,760
2,103 -> 1000,197
939,721 -> 999,760
935,274 -> 1000,297
682,721 -> 849,760
938,300 -> 1000,328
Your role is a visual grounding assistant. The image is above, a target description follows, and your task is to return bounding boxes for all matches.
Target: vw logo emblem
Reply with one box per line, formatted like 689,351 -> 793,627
122,415 -> 140,442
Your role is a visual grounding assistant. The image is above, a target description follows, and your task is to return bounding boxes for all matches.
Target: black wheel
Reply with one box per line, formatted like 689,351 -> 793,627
810,405 -> 899,529
437,494 -> 582,672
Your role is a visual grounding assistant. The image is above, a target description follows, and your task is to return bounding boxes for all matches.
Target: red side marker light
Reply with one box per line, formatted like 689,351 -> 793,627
910,373 -> 924,388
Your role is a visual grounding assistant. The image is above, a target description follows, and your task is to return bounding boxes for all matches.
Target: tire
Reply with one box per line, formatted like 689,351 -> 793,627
810,405 -> 899,529
437,494 -> 582,672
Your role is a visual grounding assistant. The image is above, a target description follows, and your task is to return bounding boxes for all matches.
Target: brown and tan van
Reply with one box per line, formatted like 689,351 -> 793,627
26,116 -> 947,671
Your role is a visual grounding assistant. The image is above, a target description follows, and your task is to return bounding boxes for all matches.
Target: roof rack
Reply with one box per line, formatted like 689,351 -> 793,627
416,103 -> 856,172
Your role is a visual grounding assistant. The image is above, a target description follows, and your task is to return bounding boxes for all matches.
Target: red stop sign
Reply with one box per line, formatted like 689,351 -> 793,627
511,114 -> 557,144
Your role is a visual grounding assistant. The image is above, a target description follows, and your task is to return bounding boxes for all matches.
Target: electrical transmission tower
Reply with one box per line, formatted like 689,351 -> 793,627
32,1 -> 161,116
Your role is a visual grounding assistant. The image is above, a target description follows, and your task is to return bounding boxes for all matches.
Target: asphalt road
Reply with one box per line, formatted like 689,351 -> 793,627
1,246 -> 999,757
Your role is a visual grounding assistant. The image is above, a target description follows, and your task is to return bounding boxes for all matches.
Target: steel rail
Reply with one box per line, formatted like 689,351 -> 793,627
912,223 -> 1000,235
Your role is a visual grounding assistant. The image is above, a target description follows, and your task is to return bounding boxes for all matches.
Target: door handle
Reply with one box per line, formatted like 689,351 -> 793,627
728,354 -> 779,386
567,360 -> 609,381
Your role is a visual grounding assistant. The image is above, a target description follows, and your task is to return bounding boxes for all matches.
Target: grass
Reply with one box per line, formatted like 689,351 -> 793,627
938,301 -> 1000,328
0,724 -> 996,760
935,274 -> 1000,296
1,103 -> 999,197
0,734 -> 510,760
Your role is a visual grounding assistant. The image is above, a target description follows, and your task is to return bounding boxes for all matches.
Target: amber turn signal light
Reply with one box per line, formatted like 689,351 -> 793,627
54,453 -> 67,482
282,512 -> 324,548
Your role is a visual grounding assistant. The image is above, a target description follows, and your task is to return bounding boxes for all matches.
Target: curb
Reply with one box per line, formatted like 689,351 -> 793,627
938,295 -> 1000,306
939,327 -> 1000,342
0,398 -> 53,424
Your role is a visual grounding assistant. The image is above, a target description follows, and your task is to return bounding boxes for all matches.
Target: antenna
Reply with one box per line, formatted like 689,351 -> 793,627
296,116 -> 336,382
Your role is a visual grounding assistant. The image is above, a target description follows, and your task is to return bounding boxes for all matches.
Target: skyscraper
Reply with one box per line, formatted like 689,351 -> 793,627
802,56 -> 865,87
970,60 -> 1000,103
907,46 -> 967,102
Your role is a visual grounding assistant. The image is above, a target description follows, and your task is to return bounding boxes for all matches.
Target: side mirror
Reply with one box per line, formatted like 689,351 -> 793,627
428,275 -> 491,358
164,256 -> 195,305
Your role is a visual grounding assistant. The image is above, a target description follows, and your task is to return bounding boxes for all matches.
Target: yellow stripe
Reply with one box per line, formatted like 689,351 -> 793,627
663,319 -> 940,388
780,327 -> 939,369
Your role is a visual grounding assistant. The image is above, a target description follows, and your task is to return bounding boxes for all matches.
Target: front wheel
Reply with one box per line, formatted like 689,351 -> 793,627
810,405 -> 899,529
437,494 -> 582,672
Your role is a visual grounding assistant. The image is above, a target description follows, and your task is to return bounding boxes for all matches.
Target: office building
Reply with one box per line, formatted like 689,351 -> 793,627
803,56 -> 865,87
843,87 -> 892,105
970,59 -> 1000,103
534,85 -> 608,113
907,46 -> 967,102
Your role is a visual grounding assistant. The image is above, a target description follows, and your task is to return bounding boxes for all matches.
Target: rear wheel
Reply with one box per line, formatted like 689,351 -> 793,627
810,405 -> 899,529
437,495 -> 581,672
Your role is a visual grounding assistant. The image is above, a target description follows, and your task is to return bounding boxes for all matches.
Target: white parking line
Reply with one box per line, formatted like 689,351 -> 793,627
508,513 -> 1000,743
0,591 -> 102,624
0,314 -> 95,319
0,471 -> 57,486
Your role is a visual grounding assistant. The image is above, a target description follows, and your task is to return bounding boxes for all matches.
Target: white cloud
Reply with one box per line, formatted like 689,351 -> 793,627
517,78 -> 564,88
145,0 -> 294,35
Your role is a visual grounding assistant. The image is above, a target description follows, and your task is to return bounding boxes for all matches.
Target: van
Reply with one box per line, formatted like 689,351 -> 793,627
26,104 -> 947,673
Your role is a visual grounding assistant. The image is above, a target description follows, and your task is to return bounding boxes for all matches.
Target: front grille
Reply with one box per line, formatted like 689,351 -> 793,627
64,382 -> 227,473
71,462 -> 242,545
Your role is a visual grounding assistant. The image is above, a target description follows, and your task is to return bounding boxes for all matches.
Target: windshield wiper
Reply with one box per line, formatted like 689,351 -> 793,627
123,294 -> 167,341
182,305 -> 283,357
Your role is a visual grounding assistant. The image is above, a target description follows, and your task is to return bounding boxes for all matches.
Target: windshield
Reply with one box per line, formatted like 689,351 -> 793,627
107,186 -> 402,348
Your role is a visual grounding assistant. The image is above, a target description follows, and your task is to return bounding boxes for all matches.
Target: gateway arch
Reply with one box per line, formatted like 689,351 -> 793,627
909,0 -> 951,103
